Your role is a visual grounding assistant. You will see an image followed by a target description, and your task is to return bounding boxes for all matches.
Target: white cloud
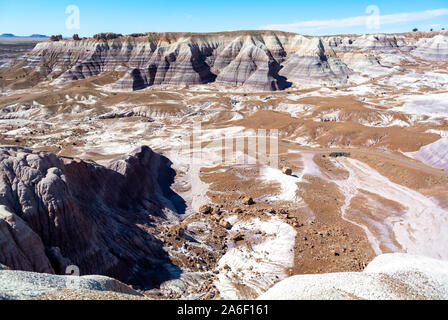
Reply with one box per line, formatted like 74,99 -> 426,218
261,8 -> 448,32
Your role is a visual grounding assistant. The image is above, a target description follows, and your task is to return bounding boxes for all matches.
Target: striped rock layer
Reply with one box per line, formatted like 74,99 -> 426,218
23,31 -> 448,91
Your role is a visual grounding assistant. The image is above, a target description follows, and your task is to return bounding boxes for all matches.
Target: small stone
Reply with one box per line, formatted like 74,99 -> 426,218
203,291 -> 216,299
219,219 -> 232,230
232,208 -> 243,214
231,233 -> 245,242
199,205 -> 212,214
243,197 -> 255,205
282,167 -> 293,176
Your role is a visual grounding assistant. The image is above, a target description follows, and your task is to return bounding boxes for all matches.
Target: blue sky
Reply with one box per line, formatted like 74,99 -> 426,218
1,0 -> 447,37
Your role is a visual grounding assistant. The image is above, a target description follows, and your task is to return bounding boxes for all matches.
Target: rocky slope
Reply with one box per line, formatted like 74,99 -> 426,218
0,145 -> 184,287
3,30 -> 447,91
259,253 -> 448,300
0,269 -> 142,300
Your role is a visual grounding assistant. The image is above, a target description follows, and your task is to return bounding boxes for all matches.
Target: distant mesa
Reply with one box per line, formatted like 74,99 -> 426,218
0,33 -> 49,38
29,34 -> 49,38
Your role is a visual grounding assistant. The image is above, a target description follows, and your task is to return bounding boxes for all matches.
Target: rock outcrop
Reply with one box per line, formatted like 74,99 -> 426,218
0,205 -> 54,274
0,146 -> 184,287
0,269 -> 142,300
258,253 -> 448,300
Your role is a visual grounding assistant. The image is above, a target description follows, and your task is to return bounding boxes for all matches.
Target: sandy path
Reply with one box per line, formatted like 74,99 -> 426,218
279,140 -> 446,176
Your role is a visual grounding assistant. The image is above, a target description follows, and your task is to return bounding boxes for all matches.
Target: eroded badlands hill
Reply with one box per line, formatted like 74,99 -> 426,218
2,30 -> 448,91
0,146 -> 182,287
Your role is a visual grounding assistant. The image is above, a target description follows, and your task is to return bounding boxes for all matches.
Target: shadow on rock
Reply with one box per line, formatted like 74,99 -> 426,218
0,145 -> 186,289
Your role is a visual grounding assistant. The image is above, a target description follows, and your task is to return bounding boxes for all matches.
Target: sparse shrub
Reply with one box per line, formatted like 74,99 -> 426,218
50,34 -> 63,41
412,28 -> 418,32
93,32 -> 123,41
128,33 -> 145,38
73,34 -> 80,41
330,152 -> 351,158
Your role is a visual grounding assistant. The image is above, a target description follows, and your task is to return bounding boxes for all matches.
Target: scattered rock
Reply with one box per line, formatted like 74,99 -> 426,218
243,197 -> 255,206
231,233 -> 245,242
219,220 -> 232,230
177,228 -> 185,237
199,205 -> 212,214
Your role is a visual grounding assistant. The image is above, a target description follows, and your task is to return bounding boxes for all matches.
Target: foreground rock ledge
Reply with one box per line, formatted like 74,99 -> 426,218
0,270 -> 142,300
258,253 -> 448,300
2,253 -> 447,300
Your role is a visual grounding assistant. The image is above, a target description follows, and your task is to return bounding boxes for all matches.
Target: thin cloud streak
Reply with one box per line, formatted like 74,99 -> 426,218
261,8 -> 448,31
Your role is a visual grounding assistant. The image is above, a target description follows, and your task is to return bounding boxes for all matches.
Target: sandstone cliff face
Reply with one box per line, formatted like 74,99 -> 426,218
0,146 -> 183,287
